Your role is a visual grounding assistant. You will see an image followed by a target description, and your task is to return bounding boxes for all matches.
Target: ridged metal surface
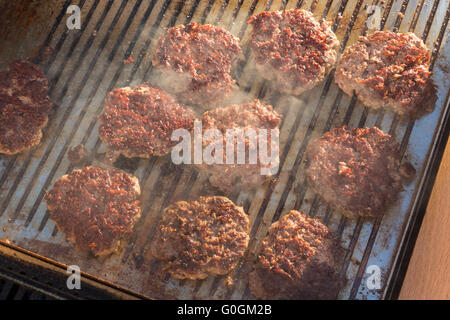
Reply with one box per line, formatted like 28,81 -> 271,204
0,279 -> 47,300
0,0 -> 449,299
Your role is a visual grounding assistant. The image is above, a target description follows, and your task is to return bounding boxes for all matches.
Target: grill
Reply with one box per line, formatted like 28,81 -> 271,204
0,0 -> 449,299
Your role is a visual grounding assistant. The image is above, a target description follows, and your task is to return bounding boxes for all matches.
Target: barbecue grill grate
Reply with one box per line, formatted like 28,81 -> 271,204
0,279 -> 47,300
0,0 -> 449,299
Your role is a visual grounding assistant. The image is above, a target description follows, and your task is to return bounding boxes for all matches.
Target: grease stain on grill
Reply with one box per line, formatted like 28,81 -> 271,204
113,155 -> 141,173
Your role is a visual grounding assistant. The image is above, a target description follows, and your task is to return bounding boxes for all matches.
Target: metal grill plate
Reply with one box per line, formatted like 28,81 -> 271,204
0,0 -> 449,299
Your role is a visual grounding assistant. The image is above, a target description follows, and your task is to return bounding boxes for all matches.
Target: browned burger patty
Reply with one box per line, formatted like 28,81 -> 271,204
150,196 -> 250,280
45,166 -> 141,256
335,30 -> 436,118
305,126 -> 412,219
152,22 -> 242,108
0,59 -> 52,155
98,84 -> 195,162
248,9 -> 339,95
249,210 -> 344,300
197,100 -> 282,193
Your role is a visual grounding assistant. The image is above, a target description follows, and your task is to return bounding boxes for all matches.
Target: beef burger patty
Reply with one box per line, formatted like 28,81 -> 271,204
98,84 -> 195,162
152,22 -> 242,108
335,30 -> 436,118
0,59 -> 52,154
249,210 -> 344,300
150,196 -> 250,280
248,9 -> 339,95
197,99 -> 282,193
305,126 -> 413,218
45,166 -> 141,256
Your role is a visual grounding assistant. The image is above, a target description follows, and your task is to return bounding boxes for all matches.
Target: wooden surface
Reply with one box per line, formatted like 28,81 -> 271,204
399,138 -> 450,300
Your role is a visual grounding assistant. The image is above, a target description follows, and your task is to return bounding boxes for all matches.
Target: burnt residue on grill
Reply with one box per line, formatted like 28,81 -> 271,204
0,0 -> 69,62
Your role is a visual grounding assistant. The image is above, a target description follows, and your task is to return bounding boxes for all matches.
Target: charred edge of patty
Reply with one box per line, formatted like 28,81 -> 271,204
0,59 -> 52,154
249,210 -> 344,300
335,30 -> 436,118
98,84 -> 195,162
248,9 -> 339,95
150,196 -> 250,280
305,126 -> 406,218
152,22 -> 242,107
45,166 -> 141,256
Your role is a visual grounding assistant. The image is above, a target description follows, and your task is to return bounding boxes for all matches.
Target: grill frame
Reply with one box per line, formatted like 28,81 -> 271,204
0,0 -> 449,300
0,241 -> 144,300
